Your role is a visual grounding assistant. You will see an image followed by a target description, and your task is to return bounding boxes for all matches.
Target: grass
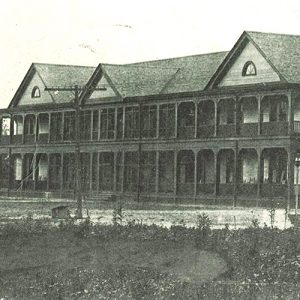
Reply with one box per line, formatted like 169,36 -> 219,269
0,210 -> 300,299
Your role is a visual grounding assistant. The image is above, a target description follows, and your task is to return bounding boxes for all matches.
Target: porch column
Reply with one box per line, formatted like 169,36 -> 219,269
256,149 -> 262,205
122,107 -> 125,139
61,112 -> 65,141
174,150 -> 178,199
214,100 -> 218,136
233,145 -> 238,207
175,103 -> 178,138
46,154 -> 50,191
98,109 -> 101,140
235,97 -> 240,136
21,153 -> 25,191
60,153 -> 64,196
258,95 -> 262,135
194,101 -> 198,138
48,113 -> 51,143
35,114 -> 38,143
89,152 -> 93,191
90,111 -> 94,141
121,151 -> 125,193
22,115 -> 25,144
288,92 -> 294,135
194,150 -> 198,199
96,152 -> 100,192
113,151 -> 117,192
7,148 -> 12,196
214,150 -> 219,201
9,114 -> 13,144
156,104 -> 160,138
287,148 -> 294,211
114,108 -> 118,140
33,154 -> 37,191
155,151 -> 159,194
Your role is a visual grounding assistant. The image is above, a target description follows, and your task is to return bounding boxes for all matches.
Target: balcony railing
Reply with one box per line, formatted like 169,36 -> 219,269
178,126 -> 195,139
197,125 -> 214,138
217,124 -> 235,137
239,123 -> 258,137
261,121 -> 288,136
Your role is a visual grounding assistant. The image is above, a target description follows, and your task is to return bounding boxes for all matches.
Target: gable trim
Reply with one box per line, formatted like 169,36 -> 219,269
8,64 -> 36,108
205,31 -> 287,90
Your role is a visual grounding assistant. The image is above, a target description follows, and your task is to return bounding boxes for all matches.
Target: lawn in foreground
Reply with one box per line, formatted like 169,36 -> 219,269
0,220 -> 226,299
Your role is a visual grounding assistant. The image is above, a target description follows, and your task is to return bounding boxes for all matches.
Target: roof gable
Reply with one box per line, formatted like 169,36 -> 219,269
218,40 -> 281,87
206,32 -> 284,89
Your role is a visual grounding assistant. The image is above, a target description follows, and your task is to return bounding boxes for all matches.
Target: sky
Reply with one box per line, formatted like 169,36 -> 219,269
1,0 -> 300,108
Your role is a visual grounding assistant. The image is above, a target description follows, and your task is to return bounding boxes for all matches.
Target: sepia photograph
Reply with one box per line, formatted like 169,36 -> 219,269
1,0 -> 300,298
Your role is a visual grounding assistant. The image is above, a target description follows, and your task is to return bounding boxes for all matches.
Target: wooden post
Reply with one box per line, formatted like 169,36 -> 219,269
287,148 -> 294,212
288,91 -> 294,135
74,85 -> 82,218
156,104 -> 160,139
174,151 -> 178,200
214,150 -> 219,202
113,152 -> 117,192
35,114 -> 38,143
258,95 -> 261,135
194,150 -> 198,201
46,154 -> 50,192
194,102 -> 198,138
175,103 -> 178,138
233,143 -> 238,207
214,100 -> 218,136
155,151 -> 159,194
257,149 -> 262,206
60,153 -> 64,197
48,113 -> 51,143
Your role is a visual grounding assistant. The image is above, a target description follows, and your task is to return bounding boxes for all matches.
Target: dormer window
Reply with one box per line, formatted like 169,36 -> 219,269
242,61 -> 257,76
31,86 -> 40,98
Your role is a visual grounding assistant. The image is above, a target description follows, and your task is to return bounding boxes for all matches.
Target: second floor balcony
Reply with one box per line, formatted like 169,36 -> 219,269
0,92 -> 298,145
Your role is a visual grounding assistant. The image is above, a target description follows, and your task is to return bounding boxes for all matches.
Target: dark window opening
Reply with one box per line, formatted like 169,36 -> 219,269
31,86 -> 40,98
242,61 -> 257,76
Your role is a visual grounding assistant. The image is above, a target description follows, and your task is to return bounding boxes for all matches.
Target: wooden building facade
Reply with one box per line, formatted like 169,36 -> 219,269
1,31 -> 300,207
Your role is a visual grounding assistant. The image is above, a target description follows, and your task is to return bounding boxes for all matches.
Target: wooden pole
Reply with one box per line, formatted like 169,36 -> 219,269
74,85 -> 82,218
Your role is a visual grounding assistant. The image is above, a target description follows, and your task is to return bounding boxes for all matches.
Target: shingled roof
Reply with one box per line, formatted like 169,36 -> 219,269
9,30 -> 300,108
34,63 -> 96,103
247,31 -> 300,83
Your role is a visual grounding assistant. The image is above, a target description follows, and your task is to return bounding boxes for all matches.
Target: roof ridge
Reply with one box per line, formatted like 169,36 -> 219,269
125,51 -> 228,66
246,30 -> 300,39
102,63 -> 179,70
33,62 -> 96,69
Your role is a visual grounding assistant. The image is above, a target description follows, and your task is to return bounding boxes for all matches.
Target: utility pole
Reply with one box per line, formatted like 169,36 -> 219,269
45,84 -> 106,219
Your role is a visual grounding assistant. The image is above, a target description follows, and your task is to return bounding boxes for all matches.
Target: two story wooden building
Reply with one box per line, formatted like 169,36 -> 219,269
1,31 -> 300,208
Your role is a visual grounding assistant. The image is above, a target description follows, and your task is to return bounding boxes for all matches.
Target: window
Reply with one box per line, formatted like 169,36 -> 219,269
31,86 -> 40,98
242,61 -> 257,76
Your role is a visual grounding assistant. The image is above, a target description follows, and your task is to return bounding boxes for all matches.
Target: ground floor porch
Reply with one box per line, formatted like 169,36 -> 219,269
0,146 -> 297,208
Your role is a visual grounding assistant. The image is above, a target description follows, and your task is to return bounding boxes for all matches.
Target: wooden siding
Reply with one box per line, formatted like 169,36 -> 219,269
18,72 -> 53,106
219,42 -> 280,87
87,76 -> 118,102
